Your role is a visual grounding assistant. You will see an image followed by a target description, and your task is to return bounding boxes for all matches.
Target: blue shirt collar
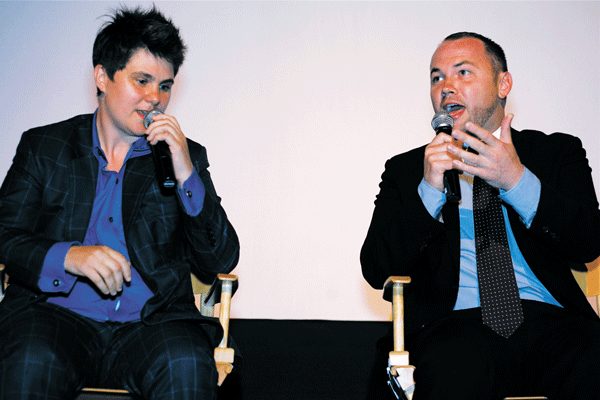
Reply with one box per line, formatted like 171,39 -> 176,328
92,109 -> 150,164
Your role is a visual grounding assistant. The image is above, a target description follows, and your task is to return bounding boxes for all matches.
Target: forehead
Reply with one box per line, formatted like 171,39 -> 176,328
124,48 -> 175,77
430,37 -> 492,72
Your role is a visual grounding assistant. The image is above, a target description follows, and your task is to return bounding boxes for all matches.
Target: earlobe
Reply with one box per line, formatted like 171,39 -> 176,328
94,65 -> 107,93
498,71 -> 513,100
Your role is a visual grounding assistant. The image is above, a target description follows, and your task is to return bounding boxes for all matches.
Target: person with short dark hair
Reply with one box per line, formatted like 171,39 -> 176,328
0,6 -> 239,400
362,32 -> 600,399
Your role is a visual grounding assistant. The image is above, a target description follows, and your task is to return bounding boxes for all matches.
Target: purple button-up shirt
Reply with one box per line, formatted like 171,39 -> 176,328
40,111 -> 206,322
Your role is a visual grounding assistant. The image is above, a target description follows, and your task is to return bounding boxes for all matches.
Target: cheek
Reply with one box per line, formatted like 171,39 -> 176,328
160,92 -> 171,106
430,87 -> 440,106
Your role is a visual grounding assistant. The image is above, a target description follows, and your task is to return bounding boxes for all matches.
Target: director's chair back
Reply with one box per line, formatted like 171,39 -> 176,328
0,265 -> 238,399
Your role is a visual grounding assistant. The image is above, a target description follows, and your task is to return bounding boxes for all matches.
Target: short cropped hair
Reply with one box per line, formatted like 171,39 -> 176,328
443,32 -> 507,75
93,6 -> 187,95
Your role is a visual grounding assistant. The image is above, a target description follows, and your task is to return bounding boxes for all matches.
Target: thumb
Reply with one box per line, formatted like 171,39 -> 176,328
499,113 -> 514,144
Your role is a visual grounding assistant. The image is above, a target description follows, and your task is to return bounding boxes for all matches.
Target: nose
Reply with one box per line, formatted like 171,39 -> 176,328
145,85 -> 161,107
441,78 -> 456,98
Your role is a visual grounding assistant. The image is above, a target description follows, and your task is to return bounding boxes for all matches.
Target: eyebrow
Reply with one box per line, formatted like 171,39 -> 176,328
430,60 -> 475,76
132,72 -> 174,85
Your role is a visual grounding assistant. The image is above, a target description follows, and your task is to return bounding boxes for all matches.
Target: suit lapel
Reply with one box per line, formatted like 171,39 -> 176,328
122,155 -> 155,233
64,116 -> 98,242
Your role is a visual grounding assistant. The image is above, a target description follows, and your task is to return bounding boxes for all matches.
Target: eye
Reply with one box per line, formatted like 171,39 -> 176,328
431,75 -> 443,84
160,84 -> 172,92
458,69 -> 471,76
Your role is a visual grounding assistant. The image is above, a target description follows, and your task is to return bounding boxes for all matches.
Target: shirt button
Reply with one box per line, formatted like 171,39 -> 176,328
186,191 -> 193,198
53,279 -> 60,287
109,217 -> 114,223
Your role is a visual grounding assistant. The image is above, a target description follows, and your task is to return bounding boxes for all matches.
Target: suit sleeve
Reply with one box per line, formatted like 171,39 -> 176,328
179,143 -> 239,283
360,149 -> 449,289
523,133 -> 600,264
0,129 -> 62,290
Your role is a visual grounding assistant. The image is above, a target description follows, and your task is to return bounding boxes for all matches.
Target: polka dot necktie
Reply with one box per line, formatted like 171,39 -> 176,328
473,176 -> 524,338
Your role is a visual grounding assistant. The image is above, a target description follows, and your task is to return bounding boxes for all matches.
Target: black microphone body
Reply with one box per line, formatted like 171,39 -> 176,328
143,110 -> 177,190
431,111 -> 461,203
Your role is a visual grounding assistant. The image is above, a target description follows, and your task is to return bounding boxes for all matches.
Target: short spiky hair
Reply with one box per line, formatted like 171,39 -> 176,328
93,6 -> 186,94
443,32 -> 507,75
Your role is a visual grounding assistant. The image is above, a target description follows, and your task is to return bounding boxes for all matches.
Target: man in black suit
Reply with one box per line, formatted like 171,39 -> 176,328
361,32 -> 600,399
0,6 -> 239,400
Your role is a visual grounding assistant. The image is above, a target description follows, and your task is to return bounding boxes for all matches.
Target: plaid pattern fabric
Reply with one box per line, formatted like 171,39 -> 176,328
0,301 -> 217,400
0,114 -> 239,324
0,114 -> 239,398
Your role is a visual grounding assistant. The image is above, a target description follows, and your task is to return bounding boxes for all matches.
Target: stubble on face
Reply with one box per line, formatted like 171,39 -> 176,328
429,37 -> 506,133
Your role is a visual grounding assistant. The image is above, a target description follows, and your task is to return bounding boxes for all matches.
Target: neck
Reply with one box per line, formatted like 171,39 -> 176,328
95,111 -> 137,172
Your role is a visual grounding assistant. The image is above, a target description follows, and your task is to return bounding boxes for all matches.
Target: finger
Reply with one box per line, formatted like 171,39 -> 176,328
84,247 -> 128,295
103,250 -> 132,292
121,261 -> 132,283
86,269 -> 111,295
96,263 -> 121,296
146,124 -> 173,145
499,113 -> 514,144
451,158 -> 481,178
431,130 -> 455,145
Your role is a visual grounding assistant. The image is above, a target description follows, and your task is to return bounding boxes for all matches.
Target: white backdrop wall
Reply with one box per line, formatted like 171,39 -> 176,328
1,1 -> 598,321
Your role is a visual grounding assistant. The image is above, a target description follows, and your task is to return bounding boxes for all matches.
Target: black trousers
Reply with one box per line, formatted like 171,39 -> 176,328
0,301 -> 217,400
366,300 -> 600,400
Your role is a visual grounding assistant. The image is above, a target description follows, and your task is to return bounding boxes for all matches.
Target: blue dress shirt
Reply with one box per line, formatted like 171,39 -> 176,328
39,111 -> 206,322
418,129 -> 561,310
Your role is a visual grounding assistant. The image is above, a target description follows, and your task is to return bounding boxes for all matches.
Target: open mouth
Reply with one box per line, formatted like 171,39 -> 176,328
444,103 -> 466,120
445,103 -> 465,113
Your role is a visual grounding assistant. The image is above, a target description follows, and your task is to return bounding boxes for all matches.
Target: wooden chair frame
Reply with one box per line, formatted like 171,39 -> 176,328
383,276 -> 548,400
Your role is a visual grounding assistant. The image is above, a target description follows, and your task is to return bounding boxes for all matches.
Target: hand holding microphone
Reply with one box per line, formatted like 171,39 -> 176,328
431,111 -> 461,203
144,110 -> 177,189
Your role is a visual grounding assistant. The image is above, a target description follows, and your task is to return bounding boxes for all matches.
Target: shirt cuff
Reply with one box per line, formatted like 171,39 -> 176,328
418,178 -> 446,219
177,169 -> 206,216
499,167 -> 541,228
39,242 -> 79,293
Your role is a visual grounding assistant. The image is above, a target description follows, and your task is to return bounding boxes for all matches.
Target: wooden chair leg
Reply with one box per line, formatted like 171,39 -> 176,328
213,275 -> 236,386
384,276 -> 414,399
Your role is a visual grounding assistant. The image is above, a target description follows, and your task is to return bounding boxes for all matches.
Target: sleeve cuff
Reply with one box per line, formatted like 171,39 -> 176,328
177,169 -> 206,216
418,178 -> 446,220
499,167 -> 541,228
38,242 -> 79,293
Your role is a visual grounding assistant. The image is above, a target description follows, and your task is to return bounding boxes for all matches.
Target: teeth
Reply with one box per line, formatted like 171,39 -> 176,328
446,104 -> 464,112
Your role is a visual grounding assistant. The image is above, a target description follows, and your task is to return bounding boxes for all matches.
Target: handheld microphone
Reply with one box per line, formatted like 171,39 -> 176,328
143,110 -> 176,190
431,111 -> 461,203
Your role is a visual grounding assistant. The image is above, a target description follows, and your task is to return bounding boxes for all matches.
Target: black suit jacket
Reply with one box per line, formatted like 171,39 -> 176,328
0,114 -> 239,341
361,128 -> 600,336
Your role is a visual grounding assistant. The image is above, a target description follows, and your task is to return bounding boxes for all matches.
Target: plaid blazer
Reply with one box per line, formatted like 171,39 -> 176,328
0,114 -> 239,334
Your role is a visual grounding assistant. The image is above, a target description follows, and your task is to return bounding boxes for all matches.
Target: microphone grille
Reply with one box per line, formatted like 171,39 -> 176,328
143,110 -> 164,129
431,111 -> 454,131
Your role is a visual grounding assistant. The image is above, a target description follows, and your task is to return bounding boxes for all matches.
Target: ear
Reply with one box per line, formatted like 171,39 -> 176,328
94,65 -> 108,94
498,71 -> 512,100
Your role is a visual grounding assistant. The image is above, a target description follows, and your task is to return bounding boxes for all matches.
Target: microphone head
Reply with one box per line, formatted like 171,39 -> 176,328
143,110 -> 164,129
431,111 -> 454,131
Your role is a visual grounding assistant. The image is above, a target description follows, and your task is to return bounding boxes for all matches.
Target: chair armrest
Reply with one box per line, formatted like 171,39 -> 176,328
193,273 -> 238,316
383,276 -> 411,355
204,274 -> 239,307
